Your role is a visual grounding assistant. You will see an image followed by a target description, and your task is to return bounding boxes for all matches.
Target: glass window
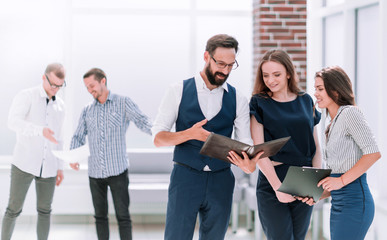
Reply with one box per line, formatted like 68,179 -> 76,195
197,0 -> 252,11
356,3 -> 380,198
323,13 -> 344,67
324,0 -> 345,7
72,14 -> 192,148
73,0 -> 190,9
356,4 -> 379,135
0,1 -> 65,155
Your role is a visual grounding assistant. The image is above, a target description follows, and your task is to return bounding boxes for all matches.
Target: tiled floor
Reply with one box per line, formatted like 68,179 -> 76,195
6,215 -> 256,240
6,210 -> 386,240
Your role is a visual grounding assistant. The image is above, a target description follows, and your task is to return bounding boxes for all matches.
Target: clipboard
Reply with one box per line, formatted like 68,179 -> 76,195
199,133 -> 290,164
277,166 -> 332,201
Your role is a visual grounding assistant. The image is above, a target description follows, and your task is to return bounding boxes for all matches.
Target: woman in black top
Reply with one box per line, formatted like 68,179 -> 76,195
229,49 -> 321,240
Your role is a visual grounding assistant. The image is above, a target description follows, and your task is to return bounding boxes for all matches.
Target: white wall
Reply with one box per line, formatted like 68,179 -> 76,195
0,0 -> 253,154
0,0 -> 253,216
0,0 -> 67,155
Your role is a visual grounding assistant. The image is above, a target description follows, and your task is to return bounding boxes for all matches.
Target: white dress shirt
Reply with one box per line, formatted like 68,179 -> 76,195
152,73 -> 252,145
8,84 -> 65,178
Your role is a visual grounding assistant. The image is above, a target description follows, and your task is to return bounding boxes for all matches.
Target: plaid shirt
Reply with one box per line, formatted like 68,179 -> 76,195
70,92 -> 152,178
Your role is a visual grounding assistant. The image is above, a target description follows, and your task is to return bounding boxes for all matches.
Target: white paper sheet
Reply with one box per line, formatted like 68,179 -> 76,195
52,145 -> 90,163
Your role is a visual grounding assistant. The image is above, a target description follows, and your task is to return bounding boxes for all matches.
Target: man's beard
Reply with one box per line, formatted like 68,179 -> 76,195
205,65 -> 229,87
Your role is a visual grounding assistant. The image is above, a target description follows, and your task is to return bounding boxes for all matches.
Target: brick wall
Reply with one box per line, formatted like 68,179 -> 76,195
253,0 -> 307,90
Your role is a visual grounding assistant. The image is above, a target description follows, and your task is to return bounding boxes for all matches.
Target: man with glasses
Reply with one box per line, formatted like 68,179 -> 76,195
152,34 -> 251,239
2,63 -> 66,240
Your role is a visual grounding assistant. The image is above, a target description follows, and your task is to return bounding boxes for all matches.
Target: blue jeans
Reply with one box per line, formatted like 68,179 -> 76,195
1,165 -> 56,240
89,169 -> 132,240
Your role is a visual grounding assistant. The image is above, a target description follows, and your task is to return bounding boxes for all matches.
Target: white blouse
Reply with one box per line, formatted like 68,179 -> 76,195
324,105 -> 379,174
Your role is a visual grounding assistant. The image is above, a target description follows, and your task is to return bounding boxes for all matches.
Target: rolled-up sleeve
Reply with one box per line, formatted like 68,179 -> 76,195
151,82 -> 182,141
234,90 -> 252,145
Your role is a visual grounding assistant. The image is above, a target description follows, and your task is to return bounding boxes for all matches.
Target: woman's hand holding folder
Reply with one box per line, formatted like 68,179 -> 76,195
227,150 -> 264,174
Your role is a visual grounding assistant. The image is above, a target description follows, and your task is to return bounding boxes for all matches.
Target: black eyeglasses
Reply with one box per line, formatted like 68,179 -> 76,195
45,74 -> 66,89
211,56 -> 239,70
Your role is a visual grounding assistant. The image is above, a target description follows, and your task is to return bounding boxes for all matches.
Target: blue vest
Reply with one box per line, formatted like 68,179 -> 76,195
173,77 -> 237,171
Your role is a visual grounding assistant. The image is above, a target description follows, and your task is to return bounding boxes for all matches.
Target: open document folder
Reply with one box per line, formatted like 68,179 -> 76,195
199,133 -> 290,164
52,144 -> 90,163
277,166 -> 332,202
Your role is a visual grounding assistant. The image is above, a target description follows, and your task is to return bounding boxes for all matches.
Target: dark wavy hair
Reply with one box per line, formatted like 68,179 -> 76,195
205,34 -> 239,56
315,66 -> 355,106
252,49 -> 301,96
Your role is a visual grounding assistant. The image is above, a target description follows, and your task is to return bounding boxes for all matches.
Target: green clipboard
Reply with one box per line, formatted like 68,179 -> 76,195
277,166 -> 332,201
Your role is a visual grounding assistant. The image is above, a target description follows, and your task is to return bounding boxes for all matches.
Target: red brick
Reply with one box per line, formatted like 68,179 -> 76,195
268,0 -> 286,4
292,56 -> 307,61
273,6 -> 294,11
280,43 -> 302,47
291,29 -> 307,34
266,28 -> 290,33
289,0 -> 307,4
260,21 -> 282,26
296,6 -> 307,12
291,54 -> 307,59
260,49 -> 270,54
297,35 -> 307,40
254,0 -> 307,86
260,14 -> 277,19
273,35 -> 295,40
279,14 -> 302,19
260,7 -> 271,11
285,21 -> 306,26
287,49 -> 306,53
260,42 -> 279,47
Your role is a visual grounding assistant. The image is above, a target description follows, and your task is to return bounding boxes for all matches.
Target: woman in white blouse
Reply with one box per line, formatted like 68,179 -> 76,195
310,66 -> 381,240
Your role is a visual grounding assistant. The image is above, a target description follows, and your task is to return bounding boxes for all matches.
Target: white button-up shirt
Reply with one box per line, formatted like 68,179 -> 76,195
8,84 -> 65,177
152,73 -> 252,145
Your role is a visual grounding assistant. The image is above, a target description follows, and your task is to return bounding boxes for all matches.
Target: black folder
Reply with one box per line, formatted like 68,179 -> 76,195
277,166 -> 332,201
199,133 -> 290,164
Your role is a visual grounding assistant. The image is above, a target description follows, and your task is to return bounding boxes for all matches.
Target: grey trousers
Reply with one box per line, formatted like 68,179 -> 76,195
1,165 -> 56,240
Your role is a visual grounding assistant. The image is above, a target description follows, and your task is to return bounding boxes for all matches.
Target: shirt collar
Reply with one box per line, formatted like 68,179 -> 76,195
195,72 -> 229,93
39,84 -> 55,101
332,105 -> 350,121
106,91 -> 113,101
